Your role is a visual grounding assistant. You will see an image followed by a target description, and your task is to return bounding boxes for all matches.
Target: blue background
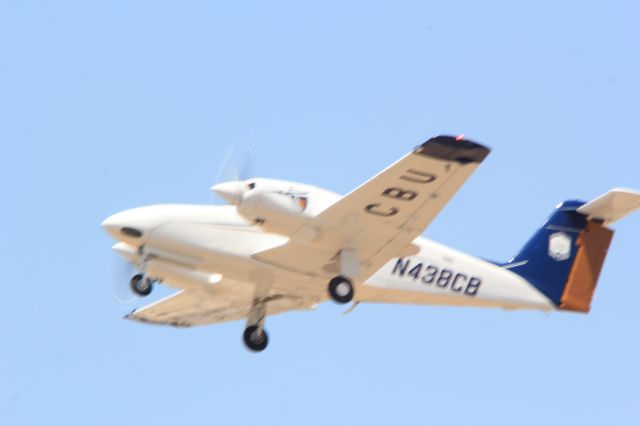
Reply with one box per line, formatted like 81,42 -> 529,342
1,1 -> 638,425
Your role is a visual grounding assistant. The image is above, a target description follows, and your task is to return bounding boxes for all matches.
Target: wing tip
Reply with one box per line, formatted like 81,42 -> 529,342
124,310 -> 142,322
124,311 -> 193,328
415,135 -> 491,164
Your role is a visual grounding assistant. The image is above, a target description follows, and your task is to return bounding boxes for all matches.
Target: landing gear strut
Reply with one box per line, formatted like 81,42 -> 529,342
328,249 -> 358,304
243,297 -> 269,352
328,275 -> 354,304
130,273 -> 154,296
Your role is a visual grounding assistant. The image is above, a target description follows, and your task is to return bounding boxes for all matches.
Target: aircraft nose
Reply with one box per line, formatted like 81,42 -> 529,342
211,181 -> 244,205
101,213 -> 120,237
101,210 -> 146,242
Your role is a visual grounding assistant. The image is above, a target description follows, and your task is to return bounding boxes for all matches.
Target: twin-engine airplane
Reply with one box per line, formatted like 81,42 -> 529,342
102,136 -> 640,352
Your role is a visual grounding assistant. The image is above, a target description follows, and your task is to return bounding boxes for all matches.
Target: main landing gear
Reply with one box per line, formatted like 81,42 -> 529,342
130,273 -> 154,297
327,249 -> 357,304
243,325 -> 269,352
328,275 -> 354,304
243,297 -> 269,352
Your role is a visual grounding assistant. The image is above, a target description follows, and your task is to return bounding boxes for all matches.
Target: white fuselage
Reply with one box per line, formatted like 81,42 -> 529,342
103,203 -> 555,313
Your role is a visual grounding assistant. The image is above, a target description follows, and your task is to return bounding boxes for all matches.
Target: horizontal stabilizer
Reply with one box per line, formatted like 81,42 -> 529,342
577,188 -> 640,225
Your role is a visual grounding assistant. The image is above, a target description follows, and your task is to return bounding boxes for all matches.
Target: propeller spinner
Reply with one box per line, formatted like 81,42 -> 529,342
210,180 -> 245,205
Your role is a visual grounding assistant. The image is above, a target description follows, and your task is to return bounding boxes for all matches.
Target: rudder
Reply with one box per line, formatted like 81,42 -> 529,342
559,221 -> 613,312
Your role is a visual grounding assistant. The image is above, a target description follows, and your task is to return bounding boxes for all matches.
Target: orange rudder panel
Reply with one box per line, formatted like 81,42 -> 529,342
560,222 -> 614,313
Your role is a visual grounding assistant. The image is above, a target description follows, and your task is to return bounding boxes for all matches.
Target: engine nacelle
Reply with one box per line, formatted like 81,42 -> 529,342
235,178 -> 340,236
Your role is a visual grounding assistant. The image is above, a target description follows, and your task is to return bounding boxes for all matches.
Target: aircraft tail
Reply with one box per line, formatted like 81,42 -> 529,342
504,188 -> 640,312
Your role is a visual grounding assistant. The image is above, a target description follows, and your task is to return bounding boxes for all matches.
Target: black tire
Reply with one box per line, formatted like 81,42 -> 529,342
130,273 -> 153,297
243,325 -> 269,352
328,276 -> 354,304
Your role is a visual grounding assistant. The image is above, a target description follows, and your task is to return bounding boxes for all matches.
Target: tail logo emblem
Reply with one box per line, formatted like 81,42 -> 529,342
549,232 -> 572,261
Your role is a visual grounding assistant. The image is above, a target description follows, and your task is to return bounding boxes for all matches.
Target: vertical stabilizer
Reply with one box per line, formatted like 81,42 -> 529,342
504,193 -> 629,313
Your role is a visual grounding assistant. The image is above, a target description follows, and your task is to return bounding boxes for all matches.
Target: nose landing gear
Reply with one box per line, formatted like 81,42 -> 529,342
130,273 -> 154,296
243,297 -> 270,352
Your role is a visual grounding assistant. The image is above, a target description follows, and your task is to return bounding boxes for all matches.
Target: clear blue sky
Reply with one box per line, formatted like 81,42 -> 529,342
1,1 -> 639,425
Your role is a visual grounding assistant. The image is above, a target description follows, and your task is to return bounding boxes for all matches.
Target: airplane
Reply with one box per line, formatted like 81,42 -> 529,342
101,135 -> 640,352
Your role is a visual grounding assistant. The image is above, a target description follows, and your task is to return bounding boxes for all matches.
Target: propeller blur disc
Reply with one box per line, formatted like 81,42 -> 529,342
112,255 -> 139,309
214,143 -> 255,203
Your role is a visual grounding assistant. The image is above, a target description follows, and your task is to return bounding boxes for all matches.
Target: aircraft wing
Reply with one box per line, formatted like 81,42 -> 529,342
125,284 -> 316,327
254,135 -> 490,282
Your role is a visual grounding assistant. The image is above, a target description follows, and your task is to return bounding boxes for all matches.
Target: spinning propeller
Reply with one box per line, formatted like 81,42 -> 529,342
111,253 -> 139,308
211,143 -> 256,205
